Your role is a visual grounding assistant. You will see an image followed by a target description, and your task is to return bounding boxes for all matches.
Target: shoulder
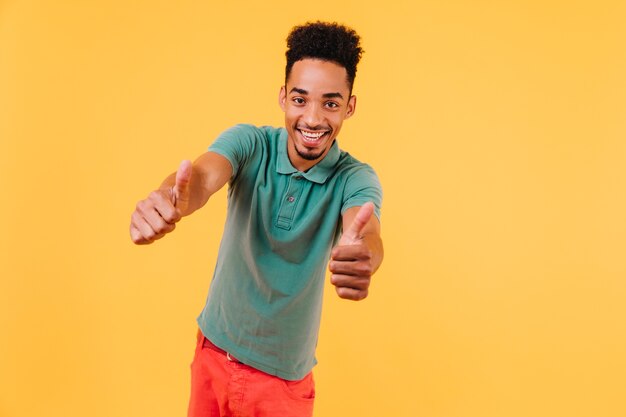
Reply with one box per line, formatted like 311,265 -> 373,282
335,150 -> 381,184
334,149 -> 383,218
209,124 -> 284,158
216,124 -> 282,142
209,124 -> 284,177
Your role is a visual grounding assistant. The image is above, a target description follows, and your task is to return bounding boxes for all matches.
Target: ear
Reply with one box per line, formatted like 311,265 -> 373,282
345,95 -> 357,119
278,86 -> 286,111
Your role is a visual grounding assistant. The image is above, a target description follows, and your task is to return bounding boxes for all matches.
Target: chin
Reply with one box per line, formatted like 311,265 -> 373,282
296,146 -> 326,161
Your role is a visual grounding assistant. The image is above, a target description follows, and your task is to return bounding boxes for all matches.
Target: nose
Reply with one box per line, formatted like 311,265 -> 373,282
302,104 -> 324,128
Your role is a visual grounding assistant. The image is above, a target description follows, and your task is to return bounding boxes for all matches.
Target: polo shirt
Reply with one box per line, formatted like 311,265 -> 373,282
197,124 -> 382,380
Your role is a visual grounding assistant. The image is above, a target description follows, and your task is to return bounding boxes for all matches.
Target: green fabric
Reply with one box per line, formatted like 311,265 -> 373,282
197,124 -> 382,380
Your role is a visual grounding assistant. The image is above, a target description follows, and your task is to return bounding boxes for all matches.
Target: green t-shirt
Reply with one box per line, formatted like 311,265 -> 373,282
197,124 -> 382,380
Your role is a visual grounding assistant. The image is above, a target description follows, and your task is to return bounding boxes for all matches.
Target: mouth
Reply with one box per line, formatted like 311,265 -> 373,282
297,128 -> 331,147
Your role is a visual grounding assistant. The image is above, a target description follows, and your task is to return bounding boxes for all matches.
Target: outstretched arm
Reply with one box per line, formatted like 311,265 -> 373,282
129,151 -> 232,245
328,202 -> 384,301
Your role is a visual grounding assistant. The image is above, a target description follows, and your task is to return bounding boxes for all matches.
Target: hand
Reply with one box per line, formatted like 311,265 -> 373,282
329,202 -> 375,301
129,160 -> 192,244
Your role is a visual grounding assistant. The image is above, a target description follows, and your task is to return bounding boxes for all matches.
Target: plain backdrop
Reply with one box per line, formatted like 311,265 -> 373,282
1,1 -> 625,416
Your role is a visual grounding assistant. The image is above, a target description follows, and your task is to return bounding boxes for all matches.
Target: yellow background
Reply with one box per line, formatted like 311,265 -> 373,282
1,1 -> 625,416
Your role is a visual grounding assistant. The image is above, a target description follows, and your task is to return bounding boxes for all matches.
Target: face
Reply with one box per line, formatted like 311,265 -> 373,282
279,59 -> 356,171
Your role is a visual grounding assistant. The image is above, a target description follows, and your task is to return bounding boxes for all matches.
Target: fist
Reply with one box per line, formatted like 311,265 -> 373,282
329,243 -> 374,301
129,160 -> 191,244
329,202 -> 375,301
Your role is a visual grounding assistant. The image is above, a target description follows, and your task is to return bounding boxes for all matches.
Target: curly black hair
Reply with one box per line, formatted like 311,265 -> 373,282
285,21 -> 363,94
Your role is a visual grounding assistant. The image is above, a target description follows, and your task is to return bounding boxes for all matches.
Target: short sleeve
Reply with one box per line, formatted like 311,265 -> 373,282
208,124 -> 259,179
341,164 -> 383,220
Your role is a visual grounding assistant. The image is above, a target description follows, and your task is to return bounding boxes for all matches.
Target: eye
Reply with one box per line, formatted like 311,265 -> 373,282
292,97 -> 305,105
325,101 -> 339,109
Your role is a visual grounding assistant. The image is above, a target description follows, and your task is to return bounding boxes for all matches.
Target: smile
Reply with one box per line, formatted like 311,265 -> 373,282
298,129 -> 330,146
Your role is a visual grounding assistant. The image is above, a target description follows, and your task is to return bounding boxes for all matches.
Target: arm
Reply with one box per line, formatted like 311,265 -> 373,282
328,202 -> 384,301
129,151 -> 232,245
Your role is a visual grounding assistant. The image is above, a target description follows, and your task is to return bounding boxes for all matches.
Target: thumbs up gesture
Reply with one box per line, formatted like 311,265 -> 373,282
329,202 -> 383,301
172,160 -> 192,214
130,160 -> 192,245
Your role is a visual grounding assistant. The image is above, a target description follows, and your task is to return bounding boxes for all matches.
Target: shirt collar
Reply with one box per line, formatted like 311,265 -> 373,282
276,128 -> 340,184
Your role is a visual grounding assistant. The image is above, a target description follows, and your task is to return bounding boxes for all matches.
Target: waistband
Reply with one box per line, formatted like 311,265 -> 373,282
201,334 -> 244,364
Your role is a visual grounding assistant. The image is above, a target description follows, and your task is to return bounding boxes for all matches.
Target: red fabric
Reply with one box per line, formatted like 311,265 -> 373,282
188,330 -> 315,417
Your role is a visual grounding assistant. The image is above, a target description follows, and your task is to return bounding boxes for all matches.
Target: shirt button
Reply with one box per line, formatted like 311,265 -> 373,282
294,176 -> 302,180
287,196 -> 295,202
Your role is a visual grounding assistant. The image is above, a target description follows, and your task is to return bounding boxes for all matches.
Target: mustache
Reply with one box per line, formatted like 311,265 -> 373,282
296,124 -> 331,132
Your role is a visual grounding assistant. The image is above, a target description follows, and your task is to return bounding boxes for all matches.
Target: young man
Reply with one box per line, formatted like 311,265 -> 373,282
130,21 -> 383,417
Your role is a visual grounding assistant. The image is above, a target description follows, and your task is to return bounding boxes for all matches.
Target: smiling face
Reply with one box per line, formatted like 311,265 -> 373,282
279,58 -> 356,172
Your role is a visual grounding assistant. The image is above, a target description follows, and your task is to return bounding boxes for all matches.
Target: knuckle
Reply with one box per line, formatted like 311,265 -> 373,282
333,275 -> 345,287
153,218 -> 167,232
156,220 -> 175,234
165,211 -> 180,224
356,262 -> 372,276
136,199 -> 151,213
335,286 -> 367,301
160,223 -> 173,235
144,229 -> 156,241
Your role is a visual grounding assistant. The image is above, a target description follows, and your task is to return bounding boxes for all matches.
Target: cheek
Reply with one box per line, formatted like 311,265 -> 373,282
329,116 -> 344,131
285,109 -> 304,124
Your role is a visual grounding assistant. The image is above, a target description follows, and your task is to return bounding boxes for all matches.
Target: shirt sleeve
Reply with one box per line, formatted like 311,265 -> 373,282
341,164 -> 383,221
208,124 -> 260,179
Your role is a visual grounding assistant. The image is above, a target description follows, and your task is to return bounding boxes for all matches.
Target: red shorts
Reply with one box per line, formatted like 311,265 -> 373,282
188,330 -> 315,417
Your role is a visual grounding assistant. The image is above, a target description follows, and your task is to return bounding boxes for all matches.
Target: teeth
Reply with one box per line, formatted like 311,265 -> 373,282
300,130 -> 326,140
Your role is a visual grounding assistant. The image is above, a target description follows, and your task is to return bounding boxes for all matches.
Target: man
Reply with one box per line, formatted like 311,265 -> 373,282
130,21 -> 383,417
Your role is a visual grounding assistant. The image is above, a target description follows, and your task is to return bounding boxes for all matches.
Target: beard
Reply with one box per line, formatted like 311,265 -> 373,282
295,145 -> 326,161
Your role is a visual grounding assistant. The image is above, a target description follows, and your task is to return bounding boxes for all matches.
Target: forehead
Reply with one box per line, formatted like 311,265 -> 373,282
286,59 -> 350,95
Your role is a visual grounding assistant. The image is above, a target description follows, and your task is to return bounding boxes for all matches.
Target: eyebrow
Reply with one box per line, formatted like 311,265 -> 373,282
289,87 -> 345,100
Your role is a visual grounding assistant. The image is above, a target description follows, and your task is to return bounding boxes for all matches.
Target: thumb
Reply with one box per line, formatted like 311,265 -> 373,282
342,202 -> 374,244
173,160 -> 192,207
